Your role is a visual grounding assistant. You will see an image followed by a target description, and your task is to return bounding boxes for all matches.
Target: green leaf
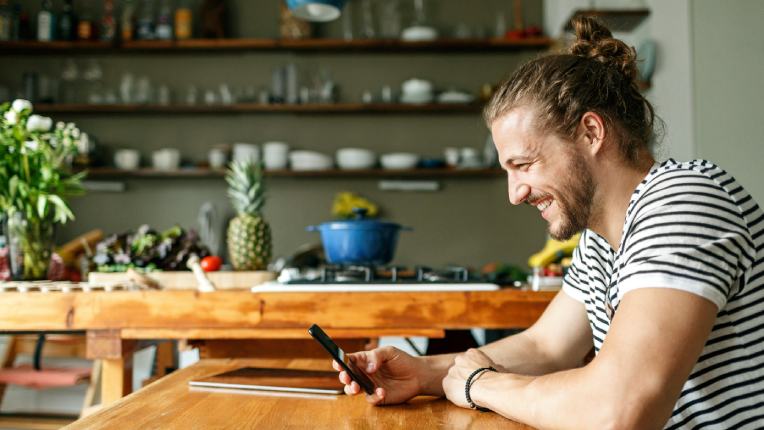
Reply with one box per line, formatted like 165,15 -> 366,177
48,194 -> 74,224
37,194 -> 47,218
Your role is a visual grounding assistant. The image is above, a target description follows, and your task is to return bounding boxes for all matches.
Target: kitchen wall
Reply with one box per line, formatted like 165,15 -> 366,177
1,0 -> 550,268
691,0 -> 764,204
544,0 -> 696,162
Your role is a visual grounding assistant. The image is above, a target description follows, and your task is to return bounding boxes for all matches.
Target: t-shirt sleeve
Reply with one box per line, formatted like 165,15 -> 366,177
617,179 -> 755,310
562,232 -> 590,304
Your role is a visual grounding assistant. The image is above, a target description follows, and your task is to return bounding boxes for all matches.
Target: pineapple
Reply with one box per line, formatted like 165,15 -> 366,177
225,160 -> 272,270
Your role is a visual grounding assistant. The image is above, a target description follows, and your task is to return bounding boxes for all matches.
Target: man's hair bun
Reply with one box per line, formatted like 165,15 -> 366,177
569,16 -> 638,82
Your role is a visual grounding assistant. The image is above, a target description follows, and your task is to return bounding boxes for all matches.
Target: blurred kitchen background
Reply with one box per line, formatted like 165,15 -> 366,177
1,0 -> 763,418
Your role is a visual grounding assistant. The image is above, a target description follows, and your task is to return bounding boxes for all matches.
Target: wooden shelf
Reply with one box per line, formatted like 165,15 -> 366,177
564,9 -> 650,32
0,40 -> 114,51
0,37 -> 553,54
35,102 -> 483,115
83,167 -> 505,179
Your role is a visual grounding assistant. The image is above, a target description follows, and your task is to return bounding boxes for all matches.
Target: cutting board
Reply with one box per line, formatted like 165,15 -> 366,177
88,271 -> 276,290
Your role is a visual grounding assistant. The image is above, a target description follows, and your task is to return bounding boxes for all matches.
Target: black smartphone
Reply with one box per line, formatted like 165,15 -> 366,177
308,324 -> 376,395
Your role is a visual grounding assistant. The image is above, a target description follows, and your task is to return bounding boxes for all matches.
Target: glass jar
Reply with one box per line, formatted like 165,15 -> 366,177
6,212 -> 55,281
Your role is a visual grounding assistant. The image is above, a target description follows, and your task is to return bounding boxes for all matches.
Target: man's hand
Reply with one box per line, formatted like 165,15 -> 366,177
333,346 -> 426,406
443,348 -> 500,409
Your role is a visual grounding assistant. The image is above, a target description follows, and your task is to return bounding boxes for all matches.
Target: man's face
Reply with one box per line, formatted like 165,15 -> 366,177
491,107 -> 595,240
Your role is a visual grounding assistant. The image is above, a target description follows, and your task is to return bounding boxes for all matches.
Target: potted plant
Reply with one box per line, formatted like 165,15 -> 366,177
0,99 -> 85,280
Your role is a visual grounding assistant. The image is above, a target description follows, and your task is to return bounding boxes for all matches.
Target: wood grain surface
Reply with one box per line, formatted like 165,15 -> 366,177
65,358 -> 535,430
0,290 -> 556,331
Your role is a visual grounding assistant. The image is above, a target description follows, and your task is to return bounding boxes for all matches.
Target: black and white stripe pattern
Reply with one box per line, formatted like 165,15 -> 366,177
563,159 -> 764,429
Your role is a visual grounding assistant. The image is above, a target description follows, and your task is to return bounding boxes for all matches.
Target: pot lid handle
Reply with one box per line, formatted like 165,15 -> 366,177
352,207 -> 368,220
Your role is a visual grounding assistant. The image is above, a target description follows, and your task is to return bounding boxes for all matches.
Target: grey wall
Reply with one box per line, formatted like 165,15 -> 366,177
692,0 -> 764,204
1,0 -> 549,268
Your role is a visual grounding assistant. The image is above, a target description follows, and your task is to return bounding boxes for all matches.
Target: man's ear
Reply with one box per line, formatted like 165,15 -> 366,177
579,111 -> 607,156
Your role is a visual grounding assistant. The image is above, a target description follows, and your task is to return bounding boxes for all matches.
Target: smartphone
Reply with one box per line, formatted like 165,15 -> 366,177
308,324 -> 376,395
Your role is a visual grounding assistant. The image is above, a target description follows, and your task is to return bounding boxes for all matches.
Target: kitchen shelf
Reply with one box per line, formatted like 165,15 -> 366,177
34,102 -> 483,115
83,167 -> 505,179
564,9 -> 650,32
0,37 -> 553,54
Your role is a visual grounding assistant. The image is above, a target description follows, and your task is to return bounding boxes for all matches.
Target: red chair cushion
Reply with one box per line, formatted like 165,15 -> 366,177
0,364 -> 91,389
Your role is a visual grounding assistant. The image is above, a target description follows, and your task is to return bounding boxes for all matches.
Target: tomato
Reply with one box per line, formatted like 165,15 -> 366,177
200,256 -> 222,272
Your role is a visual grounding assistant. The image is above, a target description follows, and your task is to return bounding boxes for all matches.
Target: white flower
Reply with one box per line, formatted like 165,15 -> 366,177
25,140 -> 39,151
3,109 -> 18,125
63,136 -> 73,148
26,115 -> 53,132
56,121 -> 65,130
71,128 -> 81,139
66,122 -> 75,130
11,99 -> 32,113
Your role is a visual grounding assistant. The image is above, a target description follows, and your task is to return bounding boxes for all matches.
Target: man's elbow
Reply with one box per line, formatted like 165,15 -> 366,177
595,379 -> 673,430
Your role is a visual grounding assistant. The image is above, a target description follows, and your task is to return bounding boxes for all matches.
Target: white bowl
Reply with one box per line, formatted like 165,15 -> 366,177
380,152 -> 420,170
400,92 -> 434,104
336,148 -> 376,170
151,148 -> 180,171
401,26 -> 438,41
289,150 -> 333,171
401,78 -> 433,95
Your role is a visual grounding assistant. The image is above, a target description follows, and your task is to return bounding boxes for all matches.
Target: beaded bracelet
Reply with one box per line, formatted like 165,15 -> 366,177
465,366 -> 496,412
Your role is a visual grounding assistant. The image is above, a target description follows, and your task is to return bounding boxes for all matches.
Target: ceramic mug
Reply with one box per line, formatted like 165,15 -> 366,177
152,148 -> 180,171
232,143 -> 260,165
114,149 -> 140,170
208,148 -> 227,169
263,141 -> 290,170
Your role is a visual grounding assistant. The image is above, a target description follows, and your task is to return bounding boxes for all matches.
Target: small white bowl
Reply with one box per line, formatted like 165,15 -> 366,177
289,150 -> 333,171
401,26 -> 438,41
401,78 -> 433,95
380,152 -> 420,170
336,148 -> 376,170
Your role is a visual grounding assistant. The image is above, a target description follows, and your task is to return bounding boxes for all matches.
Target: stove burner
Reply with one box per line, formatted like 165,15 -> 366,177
287,265 -> 480,284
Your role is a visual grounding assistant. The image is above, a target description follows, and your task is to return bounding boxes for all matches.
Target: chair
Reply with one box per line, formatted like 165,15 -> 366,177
0,334 -> 101,429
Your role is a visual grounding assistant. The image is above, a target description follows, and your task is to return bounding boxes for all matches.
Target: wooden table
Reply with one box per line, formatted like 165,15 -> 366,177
0,289 -> 556,405
65,358 -> 535,429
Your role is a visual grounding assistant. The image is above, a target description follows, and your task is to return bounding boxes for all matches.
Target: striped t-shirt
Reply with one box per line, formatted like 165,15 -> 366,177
562,159 -> 764,429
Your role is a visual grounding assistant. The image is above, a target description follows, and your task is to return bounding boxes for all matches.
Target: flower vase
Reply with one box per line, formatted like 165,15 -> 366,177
6,212 -> 55,281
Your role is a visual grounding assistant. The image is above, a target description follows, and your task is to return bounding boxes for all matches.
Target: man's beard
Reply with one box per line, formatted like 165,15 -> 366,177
548,152 -> 595,240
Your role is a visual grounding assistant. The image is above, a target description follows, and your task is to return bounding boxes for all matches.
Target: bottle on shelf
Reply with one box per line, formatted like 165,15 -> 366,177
121,0 -> 135,41
155,0 -> 173,40
36,0 -> 55,42
57,0 -> 76,41
174,0 -> 192,40
136,0 -> 156,40
77,0 -> 95,40
12,1 -> 30,41
101,0 -> 116,41
0,0 -> 11,41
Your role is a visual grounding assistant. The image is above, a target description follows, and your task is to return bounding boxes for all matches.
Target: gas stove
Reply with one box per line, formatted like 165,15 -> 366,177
252,265 -> 500,292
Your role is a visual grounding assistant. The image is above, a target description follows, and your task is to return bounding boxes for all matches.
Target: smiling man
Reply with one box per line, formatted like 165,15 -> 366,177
333,16 -> 764,429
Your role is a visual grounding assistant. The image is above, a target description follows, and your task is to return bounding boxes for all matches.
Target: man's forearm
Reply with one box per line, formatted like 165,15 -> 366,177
481,330 -> 573,375
470,365 -> 617,430
418,353 -> 458,396
417,330 -> 565,398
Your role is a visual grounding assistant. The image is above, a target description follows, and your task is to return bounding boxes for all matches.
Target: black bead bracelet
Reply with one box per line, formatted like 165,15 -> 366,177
465,366 -> 496,412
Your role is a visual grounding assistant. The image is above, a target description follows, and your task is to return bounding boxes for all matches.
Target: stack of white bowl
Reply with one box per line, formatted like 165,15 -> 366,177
289,150 -> 333,171
336,148 -> 376,170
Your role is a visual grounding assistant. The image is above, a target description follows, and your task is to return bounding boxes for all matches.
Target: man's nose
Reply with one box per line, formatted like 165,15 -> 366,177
508,180 -> 530,206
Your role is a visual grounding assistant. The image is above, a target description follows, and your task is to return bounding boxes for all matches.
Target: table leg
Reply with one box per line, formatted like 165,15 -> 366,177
101,356 -> 133,405
86,330 -> 135,406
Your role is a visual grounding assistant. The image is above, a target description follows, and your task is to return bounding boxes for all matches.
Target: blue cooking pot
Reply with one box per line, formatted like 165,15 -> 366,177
286,0 -> 346,22
307,208 -> 411,265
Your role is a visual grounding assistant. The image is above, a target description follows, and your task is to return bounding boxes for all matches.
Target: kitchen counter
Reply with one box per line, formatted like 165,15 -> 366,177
64,358 -> 536,429
0,288 -> 556,406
